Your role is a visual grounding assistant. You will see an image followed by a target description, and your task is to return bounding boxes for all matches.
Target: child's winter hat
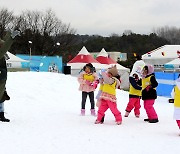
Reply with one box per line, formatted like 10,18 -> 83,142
146,64 -> 154,75
108,65 -> 119,77
143,64 -> 154,75
130,60 -> 145,77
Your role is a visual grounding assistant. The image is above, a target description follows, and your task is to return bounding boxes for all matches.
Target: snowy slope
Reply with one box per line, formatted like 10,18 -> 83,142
0,72 -> 179,154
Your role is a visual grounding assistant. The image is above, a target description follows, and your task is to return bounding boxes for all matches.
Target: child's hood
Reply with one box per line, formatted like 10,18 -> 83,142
141,64 -> 154,78
146,64 -> 154,75
130,60 -> 145,77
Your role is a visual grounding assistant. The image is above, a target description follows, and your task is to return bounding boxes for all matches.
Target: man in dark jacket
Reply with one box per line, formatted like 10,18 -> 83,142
0,30 -> 20,122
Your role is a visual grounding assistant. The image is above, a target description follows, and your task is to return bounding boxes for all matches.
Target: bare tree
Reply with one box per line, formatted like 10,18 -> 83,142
0,8 -> 77,58
16,9 -> 76,36
153,26 -> 180,44
0,8 -> 14,36
123,30 -> 133,36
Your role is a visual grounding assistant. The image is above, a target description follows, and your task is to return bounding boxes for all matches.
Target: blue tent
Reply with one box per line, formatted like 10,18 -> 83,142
39,56 -> 62,72
16,54 -> 62,72
155,72 -> 180,97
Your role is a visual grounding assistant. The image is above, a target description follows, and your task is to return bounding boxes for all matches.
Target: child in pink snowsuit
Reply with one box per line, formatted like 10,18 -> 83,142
95,66 -> 122,125
125,73 -> 142,118
141,64 -> 159,123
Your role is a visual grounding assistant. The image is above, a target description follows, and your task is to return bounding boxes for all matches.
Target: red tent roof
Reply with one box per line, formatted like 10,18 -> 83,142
96,48 -> 117,64
96,56 -> 117,64
68,46 -> 99,63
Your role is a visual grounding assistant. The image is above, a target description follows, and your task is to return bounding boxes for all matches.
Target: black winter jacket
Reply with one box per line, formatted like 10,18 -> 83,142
142,74 -> 158,100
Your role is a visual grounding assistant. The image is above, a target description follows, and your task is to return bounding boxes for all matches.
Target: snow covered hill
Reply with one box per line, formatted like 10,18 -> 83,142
0,72 -> 179,154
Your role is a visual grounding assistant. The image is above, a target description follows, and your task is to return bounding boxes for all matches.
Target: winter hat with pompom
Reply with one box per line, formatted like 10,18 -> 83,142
108,65 -> 118,77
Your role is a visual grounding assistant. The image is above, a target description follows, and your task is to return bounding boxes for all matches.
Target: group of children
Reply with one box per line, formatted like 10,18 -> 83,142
77,62 -> 180,135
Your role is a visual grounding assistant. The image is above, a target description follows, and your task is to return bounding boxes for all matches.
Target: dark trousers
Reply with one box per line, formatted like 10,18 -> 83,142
81,91 -> 95,109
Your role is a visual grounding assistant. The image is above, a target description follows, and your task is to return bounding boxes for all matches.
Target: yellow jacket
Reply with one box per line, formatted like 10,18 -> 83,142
129,84 -> 141,97
174,86 -> 180,108
102,80 -> 117,96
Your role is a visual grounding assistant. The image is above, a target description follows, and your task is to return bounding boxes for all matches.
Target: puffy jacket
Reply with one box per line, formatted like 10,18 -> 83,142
141,73 -> 158,100
78,71 -> 98,92
129,77 -> 142,98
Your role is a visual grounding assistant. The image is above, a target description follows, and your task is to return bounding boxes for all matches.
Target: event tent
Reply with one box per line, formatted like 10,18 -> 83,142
142,45 -> 180,67
68,46 -> 99,64
16,54 -> 63,72
164,58 -> 180,69
68,47 -> 130,89
96,48 -> 117,64
96,48 -> 130,71
6,51 -> 28,68
67,46 -> 107,74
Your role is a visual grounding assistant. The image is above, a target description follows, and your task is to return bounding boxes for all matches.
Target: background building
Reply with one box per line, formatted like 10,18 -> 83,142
91,52 -> 127,62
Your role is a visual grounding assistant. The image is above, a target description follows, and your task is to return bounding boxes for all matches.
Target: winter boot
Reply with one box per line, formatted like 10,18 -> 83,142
0,112 -> 10,122
144,118 -> 149,122
90,109 -> 96,116
95,120 -> 103,124
148,119 -> 159,123
124,111 -> 129,117
81,109 -> 85,116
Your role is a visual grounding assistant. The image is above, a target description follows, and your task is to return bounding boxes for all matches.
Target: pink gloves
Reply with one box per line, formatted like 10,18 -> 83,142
92,80 -> 99,89
85,80 -> 99,89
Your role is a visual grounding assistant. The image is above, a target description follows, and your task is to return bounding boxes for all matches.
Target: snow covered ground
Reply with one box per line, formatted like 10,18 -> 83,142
0,72 -> 179,154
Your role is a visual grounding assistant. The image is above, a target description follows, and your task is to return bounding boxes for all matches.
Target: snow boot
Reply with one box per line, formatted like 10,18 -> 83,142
90,109 -> 96,116
144,118 -> 149,122
0,112 -> 10,122
148,119 -> 159,123
95,120 -> 103,124
81,109 -> 85,116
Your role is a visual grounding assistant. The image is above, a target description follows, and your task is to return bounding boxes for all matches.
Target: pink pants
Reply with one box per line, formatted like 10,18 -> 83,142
97,99 -> 122,122
176,120 -> 180,129
144,99 -> 158,119
125,98 -> 141,115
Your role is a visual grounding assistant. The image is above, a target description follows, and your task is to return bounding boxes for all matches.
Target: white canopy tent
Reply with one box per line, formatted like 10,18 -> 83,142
67,46 -> 108,75
164,58 -> 180,69
68,47 -> 130,89
142,45 -> 180,67
6,51 -> 28,68
96,48 -> 130,71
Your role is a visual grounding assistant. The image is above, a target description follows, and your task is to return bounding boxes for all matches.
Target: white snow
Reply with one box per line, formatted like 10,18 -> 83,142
1,72 -> 180,154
